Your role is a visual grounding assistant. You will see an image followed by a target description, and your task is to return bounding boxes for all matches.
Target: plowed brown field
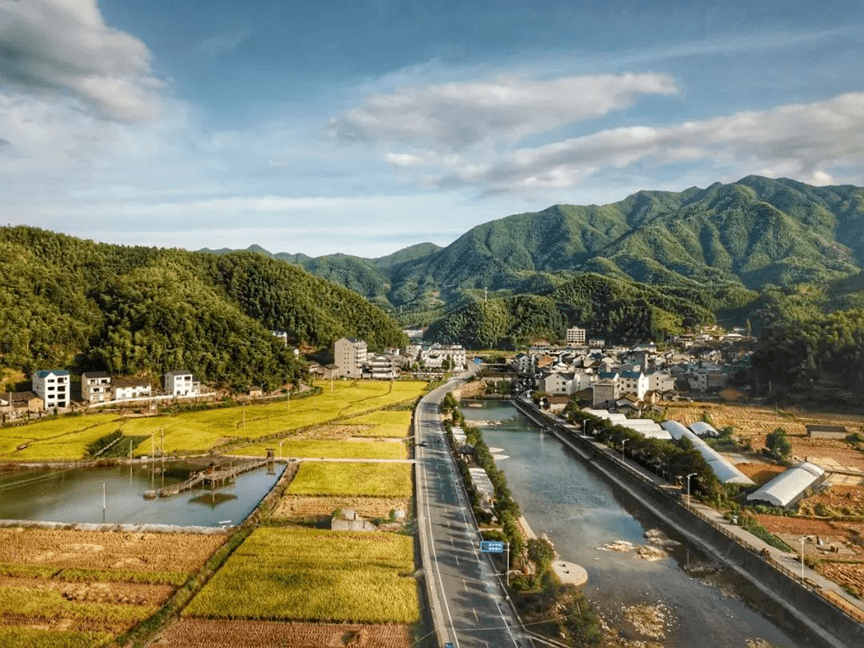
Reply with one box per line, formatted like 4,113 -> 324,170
154,619 -> 411,647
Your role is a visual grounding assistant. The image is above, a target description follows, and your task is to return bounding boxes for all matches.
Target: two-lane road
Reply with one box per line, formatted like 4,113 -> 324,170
415,379 -> 532,648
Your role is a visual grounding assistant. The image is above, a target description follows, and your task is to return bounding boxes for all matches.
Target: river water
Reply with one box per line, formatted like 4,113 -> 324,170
0,461 -> 284,528
462,401 -> 821,648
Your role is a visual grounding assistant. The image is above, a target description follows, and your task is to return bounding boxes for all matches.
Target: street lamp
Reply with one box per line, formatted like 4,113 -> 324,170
279,439 -> 284,460
800,535 -> 815,581
685,472 -> 697,507
621,439 -> 629,458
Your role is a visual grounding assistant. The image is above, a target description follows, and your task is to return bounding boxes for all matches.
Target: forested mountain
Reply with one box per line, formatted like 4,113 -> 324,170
207,177 -> 864,340
0,228 -> 406,391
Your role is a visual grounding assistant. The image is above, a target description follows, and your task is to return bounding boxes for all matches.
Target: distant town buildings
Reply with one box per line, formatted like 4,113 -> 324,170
32,369 -> 70,410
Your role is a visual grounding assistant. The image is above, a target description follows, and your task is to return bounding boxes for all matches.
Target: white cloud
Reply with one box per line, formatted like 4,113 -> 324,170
195,30 -> 250,57
330,72 -> 678,151
425,93 -> 864,194
0,0 -> 163,121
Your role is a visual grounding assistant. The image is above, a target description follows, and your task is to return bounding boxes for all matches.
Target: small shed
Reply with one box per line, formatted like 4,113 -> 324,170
331,509 -> 377,532
806,424 -> 847,440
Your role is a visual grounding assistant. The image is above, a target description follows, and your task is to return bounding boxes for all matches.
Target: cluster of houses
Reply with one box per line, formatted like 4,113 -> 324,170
1,369 -> 204,419
518,327 -> 752,413
311,337 -> 467,381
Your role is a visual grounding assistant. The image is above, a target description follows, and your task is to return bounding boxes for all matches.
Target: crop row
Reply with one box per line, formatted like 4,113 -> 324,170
0,627 -> 111,648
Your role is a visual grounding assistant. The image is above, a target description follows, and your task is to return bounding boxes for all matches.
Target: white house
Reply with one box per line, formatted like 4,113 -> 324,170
647,370 -> 676,393
112,378 -> 152,401
619,371 -> 649,399
367,354 -> 398,379
81,371 -> 111,404
32,369 -> 70,410
164,370 -> 199,396
334,337 -> 367,378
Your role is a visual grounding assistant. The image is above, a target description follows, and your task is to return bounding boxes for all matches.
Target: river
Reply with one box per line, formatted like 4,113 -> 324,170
462,401 -> 822,648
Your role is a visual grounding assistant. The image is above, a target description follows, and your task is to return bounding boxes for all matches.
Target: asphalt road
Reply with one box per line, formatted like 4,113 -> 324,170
415,377 -> 533,648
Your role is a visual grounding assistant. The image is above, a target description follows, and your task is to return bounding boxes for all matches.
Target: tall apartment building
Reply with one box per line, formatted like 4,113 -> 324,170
334,337 -> 367,378
566,327 -> 586,346
32,369 -> 70,410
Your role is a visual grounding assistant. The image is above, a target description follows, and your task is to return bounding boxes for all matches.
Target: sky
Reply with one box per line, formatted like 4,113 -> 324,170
1,0 -> 863,258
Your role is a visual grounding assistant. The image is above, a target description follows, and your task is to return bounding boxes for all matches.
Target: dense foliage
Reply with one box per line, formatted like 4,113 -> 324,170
0,227 -> 406,390
750,308 -> 864,396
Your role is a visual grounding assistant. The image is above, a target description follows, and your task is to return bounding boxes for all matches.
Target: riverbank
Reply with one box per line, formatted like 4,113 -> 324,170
518,514 -> 588,588
511,398 -> 864,648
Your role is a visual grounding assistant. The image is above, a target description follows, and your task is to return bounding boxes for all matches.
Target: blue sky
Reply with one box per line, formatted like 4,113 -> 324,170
1,1 -> 863,257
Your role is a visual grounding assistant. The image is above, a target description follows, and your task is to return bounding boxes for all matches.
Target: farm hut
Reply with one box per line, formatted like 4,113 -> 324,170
746,462 -> 826,508
689,421 -> 720,438
662,420 -> 754,486
806,424 -> 847,440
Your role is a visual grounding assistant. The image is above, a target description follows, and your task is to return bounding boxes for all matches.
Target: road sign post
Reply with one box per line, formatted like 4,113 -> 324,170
480,540 -> 510,586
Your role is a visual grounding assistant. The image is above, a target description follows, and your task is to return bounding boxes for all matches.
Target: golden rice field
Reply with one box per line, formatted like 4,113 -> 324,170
183,527 -> 418,624
0,380 -> 426,460
287,462 -> 412,498
343,410 -> 414,438
235,439 -> 406,460
0,528 -> 225,646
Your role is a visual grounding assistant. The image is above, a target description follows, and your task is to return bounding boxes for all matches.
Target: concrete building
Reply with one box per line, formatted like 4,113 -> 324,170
367,353 -> 398,379
112,378 -> 152,401
566,327 -> 586,346
32,369 -> 70,410
591,378 -> 619,408
618,371 -> 649,399
81,371 -> 111,404
164,370 -> 199,397
334,337 -> 367,378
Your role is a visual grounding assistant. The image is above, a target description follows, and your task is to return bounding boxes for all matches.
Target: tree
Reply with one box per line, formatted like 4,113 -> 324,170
765,427 -> 792,459
527,537 -> 556,586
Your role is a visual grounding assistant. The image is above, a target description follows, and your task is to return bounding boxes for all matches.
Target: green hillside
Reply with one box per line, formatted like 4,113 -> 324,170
0,227 -> 406,391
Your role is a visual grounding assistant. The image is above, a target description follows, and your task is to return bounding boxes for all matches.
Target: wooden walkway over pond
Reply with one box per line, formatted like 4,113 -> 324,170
145,454 -> 274,499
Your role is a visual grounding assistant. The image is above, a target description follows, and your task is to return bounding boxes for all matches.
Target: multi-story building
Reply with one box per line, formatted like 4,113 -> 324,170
618,371 -> 649,399
112,378 -> 152,401
81,371 -> 111,404
566,327 -> 586,346
367,354 -> 398,379
164,370 -> 200,396
334,337 -> 367,378
32,369 -> 70,410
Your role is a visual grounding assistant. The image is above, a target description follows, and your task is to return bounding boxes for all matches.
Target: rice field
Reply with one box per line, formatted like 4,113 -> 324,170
183,527 -> 418,624
0,528 -> 225,646
0,380 -> 426,460
287,462 -> 412,498
343,410 -> 414,438
235,439 -> 407,460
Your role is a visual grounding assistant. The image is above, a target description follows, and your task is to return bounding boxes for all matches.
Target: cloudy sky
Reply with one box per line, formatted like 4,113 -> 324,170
1,1 -> 863,257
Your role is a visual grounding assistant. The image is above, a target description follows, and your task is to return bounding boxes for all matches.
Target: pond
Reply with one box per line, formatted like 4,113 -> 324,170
462,400 -> 823,648
0,459 -> 284,528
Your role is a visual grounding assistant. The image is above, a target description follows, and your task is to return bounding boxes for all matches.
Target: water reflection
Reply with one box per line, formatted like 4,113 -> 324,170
0,461 -> 283,527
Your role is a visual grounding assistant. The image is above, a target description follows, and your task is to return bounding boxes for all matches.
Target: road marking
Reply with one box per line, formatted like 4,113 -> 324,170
455,555 -> 460,566
463,579 -> 468,591
472,607 -> 478,622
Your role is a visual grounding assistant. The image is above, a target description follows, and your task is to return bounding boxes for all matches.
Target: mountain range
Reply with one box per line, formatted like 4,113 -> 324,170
201,176 -> 864,339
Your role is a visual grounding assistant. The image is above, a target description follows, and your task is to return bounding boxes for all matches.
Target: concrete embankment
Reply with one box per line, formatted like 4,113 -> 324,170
512,399 -> 864,648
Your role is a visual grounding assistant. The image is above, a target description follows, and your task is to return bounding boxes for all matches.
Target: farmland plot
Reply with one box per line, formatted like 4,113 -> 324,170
236,438 -> 406,460
155,619 -> 411,648
0,528 -> 224,646
287,462 -> 412,498
184,527 -> 418,624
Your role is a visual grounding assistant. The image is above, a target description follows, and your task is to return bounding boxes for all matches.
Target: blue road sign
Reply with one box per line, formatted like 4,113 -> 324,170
445,643 -> 454,648
480,540 -> 505,553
